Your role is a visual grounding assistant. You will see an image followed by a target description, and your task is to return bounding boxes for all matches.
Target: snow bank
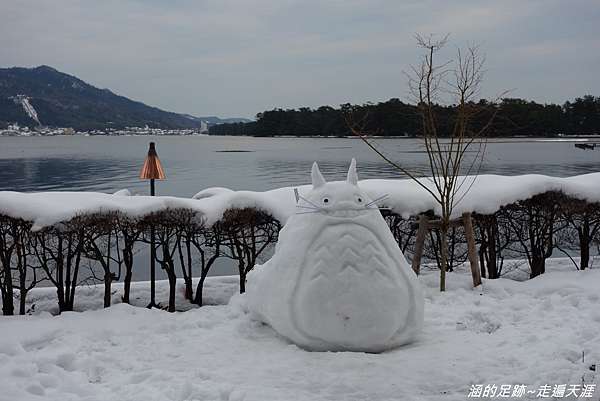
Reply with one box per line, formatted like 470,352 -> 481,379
0,261 -> 597,401
2,172 -> 600,230
18,275 -> 240,315
0,191 -> 202,231
360,172 -> 600,219
192,172 -> 600,220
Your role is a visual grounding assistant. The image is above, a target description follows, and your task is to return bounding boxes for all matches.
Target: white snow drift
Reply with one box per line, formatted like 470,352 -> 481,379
1,171 -> 600,230
0,262 -> 598,401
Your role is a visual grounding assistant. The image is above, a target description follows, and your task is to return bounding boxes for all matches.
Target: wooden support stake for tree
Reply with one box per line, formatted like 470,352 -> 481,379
411,214 -> 429,275
462,212 -> 482,287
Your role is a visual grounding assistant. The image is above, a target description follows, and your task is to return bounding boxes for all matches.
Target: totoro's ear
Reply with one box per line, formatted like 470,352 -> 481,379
347,158 -> 358,185
311,162 -> 326,188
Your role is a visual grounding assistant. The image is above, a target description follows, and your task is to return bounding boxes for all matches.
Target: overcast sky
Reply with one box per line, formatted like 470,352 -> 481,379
1,0 -> 599,119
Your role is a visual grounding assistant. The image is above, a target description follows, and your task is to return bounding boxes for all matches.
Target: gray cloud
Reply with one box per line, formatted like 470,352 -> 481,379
1,0 -> 598,118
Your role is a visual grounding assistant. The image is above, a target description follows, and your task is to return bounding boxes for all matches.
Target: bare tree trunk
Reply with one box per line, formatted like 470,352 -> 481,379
166,269 -> 176,312
66,235 -> 82,312
193,248 -> 220,307
578,222 -> 590,270
103,272 -> 112,308
1,287 -> 14,315
411,215 -> 428,275
439,226 -> 449,292
0,254 -> 14,315
580,240 -> 589,270
17,243 -> 28,315
19,289 -> 27,315
177,237 -> 194,301
239,261 -> 246,294
530,254 -> 546,278
161,243 -> 178,312
122,247 -> 133,303
67,247 -> 80,311
488,222 -> 499,279
194,274 -> 207,306
479,247 -> 487,279
56,237 -> 69,313
57,287 -> 67,312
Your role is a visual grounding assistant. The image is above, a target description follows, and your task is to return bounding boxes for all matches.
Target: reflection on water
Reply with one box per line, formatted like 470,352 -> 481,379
1,135 -> 599,194
0,158 -> 139,192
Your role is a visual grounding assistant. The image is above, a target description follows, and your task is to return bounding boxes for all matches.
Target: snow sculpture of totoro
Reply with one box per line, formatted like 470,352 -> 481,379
247,159 -> 424,352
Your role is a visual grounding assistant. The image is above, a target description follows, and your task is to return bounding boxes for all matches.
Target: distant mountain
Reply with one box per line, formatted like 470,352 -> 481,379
0,66 -> 244,130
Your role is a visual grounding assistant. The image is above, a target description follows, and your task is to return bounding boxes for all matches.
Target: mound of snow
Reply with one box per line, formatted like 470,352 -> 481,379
112,188 -> 132,196
0,261 -> 597,400
2,169 -> 600,230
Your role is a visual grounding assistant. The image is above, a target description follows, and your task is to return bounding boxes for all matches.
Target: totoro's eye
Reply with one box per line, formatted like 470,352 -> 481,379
322,197 -> 330,204
356,197 -> 363,203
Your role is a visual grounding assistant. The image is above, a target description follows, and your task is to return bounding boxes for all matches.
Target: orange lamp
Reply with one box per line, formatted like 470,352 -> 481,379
140,142 -> 166,181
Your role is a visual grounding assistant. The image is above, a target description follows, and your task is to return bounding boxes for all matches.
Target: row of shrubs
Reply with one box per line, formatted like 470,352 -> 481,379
0,191 -> 597,315
0,208 -> 279,315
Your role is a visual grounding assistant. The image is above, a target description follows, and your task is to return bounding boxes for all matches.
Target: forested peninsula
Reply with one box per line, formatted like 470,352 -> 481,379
209,96 -> 600,137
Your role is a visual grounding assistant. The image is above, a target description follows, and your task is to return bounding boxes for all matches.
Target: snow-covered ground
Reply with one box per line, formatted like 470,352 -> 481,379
0,258 -> 598,401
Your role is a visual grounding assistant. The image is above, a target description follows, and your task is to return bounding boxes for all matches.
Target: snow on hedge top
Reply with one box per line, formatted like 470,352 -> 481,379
0,191 -> 198,230
1,173 -> 600,230
357,173 -> 600,219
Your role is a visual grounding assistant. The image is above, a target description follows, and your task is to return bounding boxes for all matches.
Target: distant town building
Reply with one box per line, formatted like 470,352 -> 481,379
200,120 -> 209,133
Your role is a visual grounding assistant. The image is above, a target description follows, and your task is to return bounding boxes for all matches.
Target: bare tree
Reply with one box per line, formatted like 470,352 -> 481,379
382,211 -> 417,256
220,208 -> 280,294
140,209 -> 203,312
82,213 -> 124,308
32,218 -> 86,313
190,224 -> 222,306
347,34 -> 500,290
500,193 -> 564,278
425,225 -> 469,273
115,214 -> 143,304
0,216 -> 17,315
474,213 -> 512,279
556,196 -> 600,270
176,216 -> 218,304
0,216 -> 34,315
15,221 -> 44,314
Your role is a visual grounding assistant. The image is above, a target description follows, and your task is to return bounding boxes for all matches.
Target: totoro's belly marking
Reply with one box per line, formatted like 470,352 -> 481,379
306,226 -> 394,283
290,221 -> 409,346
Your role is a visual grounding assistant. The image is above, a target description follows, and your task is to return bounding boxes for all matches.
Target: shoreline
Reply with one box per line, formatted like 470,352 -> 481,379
2,133 -> 600,143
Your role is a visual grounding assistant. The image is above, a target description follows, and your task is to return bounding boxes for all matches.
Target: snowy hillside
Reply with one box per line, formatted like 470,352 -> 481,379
0,66 -> 205,129
11,95 -> 41,125
0,261 -> 597,401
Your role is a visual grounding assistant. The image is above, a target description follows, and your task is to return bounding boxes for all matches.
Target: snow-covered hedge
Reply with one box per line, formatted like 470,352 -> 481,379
0,206 -> 280,316
1,173 -> 600,230
1,173 -> 600,316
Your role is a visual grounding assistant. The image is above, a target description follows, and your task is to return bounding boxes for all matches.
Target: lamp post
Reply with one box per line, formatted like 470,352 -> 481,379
140,142 -> 166,308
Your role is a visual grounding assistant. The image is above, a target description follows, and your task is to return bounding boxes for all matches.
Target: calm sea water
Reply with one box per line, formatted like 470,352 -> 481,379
1,135 -> 600,195
1,135 -> 599,280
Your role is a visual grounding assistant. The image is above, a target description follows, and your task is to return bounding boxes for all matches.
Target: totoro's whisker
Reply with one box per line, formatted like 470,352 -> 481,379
298,195 -> 323,210
295,210 -> 322,215
296,205 -> 319,210
365,194 -> 389,208
366,205 -> 392,211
